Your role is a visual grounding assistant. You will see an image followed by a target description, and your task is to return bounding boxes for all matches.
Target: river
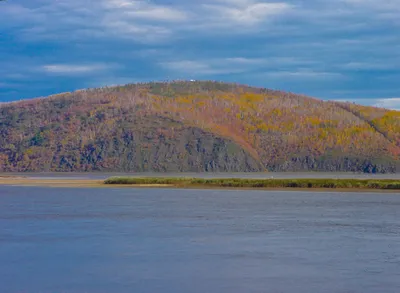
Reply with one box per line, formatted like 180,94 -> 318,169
1,187 -> 399,293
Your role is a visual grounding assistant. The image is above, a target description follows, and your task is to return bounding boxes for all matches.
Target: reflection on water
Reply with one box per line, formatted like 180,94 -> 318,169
1,187 -> 400,293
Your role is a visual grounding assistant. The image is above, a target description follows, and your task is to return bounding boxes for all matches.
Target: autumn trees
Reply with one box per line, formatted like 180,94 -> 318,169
0,81 -> 399,172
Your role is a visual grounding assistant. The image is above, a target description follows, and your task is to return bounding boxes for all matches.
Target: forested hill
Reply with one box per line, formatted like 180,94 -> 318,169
0,81 -> 399,173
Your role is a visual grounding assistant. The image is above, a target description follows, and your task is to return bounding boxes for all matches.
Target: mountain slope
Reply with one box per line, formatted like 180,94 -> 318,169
0,81 -> 399,173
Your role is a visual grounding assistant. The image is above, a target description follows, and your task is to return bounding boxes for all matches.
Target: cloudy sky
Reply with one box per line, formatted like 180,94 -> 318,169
0,0 -> 399,109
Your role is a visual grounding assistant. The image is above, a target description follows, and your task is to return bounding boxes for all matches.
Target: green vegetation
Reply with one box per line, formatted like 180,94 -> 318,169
104,177 -> 400,190
0,81 -> 399,173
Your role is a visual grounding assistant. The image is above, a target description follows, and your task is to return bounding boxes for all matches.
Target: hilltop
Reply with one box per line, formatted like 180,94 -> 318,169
0,81 -> 399,173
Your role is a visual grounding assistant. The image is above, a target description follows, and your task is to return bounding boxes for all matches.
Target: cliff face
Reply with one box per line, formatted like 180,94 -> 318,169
0,81 -> 399,173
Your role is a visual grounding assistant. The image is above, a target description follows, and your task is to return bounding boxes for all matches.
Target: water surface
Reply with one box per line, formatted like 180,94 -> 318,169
1,187 -> 399,293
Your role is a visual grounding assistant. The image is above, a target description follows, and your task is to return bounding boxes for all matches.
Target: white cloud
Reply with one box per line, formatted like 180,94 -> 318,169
159,57 -> 323,79
1,0 -> 400,104
100,19 -> 172,42
0,2 -> 42,23
341,0 -> 400,24
160,60 -> 245,75
160,57 -> 269,75
374,98 -> 400,110
1,0 -> 295,43
1,0 -> 399,46
336,97 -> 400,111
340,62 -> 399,70
1,0 -> 185,43
104,0 -> 188,22
342,0 -> 400,10
202,1 -> 292,26
42,64 -> 108,75
263,69 -> 343,79
159,57 -> 330,80
225,57 -> 262,64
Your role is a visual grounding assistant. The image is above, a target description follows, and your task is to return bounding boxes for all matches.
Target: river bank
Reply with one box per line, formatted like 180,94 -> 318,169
104,177 -> 400,190
1,176 -> 400,192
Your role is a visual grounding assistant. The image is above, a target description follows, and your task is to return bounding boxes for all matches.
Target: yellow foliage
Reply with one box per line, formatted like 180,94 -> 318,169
24,148 -> 34,156
240,93 -> 264,103
271,109 -> 282,116
257,123 -> 270,132
305,117 -> 321,126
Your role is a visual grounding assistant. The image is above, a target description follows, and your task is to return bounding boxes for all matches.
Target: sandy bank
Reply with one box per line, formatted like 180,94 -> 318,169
1,177 -> 400,193
0,178 -> 175,188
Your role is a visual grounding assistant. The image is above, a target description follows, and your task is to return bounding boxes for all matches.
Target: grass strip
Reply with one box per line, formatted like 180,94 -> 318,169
104,177 -> 400,190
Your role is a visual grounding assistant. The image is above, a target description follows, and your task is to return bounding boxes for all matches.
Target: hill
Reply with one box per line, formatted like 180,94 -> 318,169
0,81 -> 399,173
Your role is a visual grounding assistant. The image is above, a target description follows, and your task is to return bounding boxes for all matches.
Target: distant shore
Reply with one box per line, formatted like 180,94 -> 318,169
104,177 -> 400,190
1,176 -> 400,192
0,177 -> 104,188
1,172 -> 400,180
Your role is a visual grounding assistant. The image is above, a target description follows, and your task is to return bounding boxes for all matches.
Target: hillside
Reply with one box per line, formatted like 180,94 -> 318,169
0,81 -> 399,173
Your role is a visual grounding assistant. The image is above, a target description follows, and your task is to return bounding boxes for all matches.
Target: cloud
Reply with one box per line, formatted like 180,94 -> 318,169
202,1 -> 293,27
1,0 -> 399,44
159,57 -> 315,77
334,97 -> 400,111
1,0 -> 295,43
1,0 -> 184,43
42,64 -> 109,75
0,82 -> 17,89
104,0 -> 188,22
341,0 -> 400,24
160,60 -> 244,75
340,62 -> 398,71
342,0 -> 400,11
160,56 -> 318,76
1,0 -> 400,104
264,69 -> 343,79
374,98 -> 400,110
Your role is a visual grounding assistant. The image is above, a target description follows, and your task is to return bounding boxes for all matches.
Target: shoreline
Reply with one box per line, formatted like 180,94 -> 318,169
1,177 -> 400,193
1,172 -> 400,181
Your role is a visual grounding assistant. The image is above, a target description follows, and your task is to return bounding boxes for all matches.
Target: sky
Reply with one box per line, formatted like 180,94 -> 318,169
0,0 -> 399,109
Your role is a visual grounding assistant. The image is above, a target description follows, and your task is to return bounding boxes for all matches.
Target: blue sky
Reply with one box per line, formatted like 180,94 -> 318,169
0,0 -> 399,109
